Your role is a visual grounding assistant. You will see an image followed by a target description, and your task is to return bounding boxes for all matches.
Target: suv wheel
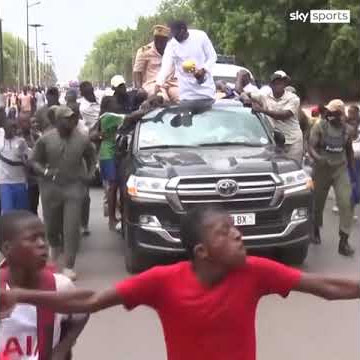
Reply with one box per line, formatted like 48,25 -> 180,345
123,223 -> 149,274
278,242 -> 309,265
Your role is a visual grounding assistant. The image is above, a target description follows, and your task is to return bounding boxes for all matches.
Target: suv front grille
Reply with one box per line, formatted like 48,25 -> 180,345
176,174 -> 277,211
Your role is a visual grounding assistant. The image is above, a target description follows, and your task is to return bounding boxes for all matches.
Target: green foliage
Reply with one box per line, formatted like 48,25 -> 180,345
192,0 -> 360,98
80,0 -> 359,98
79,0 -> 195,85
2,32 -> 57,88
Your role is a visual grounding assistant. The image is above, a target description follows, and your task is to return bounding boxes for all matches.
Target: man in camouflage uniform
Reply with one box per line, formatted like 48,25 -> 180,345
133,25 -> 179,103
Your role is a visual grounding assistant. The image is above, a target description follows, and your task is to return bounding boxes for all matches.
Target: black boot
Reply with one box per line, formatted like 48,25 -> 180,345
338,231 -> 355,257
311,227 -> 321,245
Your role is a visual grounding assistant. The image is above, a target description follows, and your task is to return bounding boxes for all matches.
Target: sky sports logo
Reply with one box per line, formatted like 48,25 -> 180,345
289,10 -> 350,23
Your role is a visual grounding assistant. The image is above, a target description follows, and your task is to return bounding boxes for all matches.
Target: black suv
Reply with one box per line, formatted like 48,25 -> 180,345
118,100 -> 313,273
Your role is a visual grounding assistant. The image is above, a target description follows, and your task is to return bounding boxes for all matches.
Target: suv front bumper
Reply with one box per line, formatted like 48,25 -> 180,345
124,190 -> 313,255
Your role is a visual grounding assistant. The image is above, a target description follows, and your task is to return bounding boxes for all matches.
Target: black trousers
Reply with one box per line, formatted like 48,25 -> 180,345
28,183 -> 40,215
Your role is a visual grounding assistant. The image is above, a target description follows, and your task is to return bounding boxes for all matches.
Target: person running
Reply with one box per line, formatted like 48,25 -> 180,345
133,25 -> 179,103
97,109 -> 125,231
156,20 -> 217,102
18,112 -> 41,215
79,81 -> 100,131
7,91 -> 19,120
0,118 -> 30,214
97,75 -> 147,228
346,105 -> 360,217
18,87 -> 32,116
34,87 -> 61,134
35,87 -> 46,111
67,101 -> 93,237
78,81 -> 101,234
1,206 -> 360,360
0,210 -> 88,359
251,71 -> 303,164
309,99 -> 355,256
31,105 -> 97,280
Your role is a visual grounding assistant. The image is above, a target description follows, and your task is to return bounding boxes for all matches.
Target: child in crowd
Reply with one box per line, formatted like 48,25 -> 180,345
0,210 -> 88,359
0,118 -> 29,214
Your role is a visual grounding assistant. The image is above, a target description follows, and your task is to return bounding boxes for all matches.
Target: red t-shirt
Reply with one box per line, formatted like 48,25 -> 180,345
116,256 -> 301,360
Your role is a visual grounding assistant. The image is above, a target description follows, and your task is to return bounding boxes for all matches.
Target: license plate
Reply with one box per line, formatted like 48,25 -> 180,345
231,213 -> 256,226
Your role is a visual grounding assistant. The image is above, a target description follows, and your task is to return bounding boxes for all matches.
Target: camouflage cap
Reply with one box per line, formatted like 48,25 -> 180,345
153,25 -> 170,38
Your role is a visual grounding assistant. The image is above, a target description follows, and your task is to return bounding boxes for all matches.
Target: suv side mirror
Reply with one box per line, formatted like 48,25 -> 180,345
273,130 -> 285,148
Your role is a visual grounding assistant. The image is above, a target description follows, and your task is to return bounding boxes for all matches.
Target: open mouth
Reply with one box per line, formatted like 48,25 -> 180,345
39,252 -> 49,262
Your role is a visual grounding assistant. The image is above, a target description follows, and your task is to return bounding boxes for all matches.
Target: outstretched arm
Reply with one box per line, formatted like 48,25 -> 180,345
1,267 -> 166,317
1,288 -> 123,315
295,273 -> 360,300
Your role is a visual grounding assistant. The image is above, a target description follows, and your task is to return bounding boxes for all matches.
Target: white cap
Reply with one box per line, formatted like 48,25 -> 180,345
270,70 -> 290,82
110,75 -> 125,88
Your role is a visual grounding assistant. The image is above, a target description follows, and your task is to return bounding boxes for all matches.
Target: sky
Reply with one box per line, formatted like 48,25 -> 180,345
0,0 -> 162,83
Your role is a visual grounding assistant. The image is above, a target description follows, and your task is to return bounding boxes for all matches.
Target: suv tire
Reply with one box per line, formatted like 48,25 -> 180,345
123,223 -> 149,274
278,242 -> 309,265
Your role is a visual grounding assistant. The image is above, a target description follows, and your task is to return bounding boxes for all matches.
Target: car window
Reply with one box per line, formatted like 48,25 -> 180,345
138,107 -> 271,149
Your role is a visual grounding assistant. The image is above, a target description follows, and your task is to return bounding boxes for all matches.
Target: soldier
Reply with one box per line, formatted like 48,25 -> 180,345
31,106 -> 97,280
133,25 -> 179,103
309,99 -> 355,256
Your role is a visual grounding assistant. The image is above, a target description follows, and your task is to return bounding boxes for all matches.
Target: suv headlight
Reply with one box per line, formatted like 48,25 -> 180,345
279,170 -> 313,194
127,175 -> 168,201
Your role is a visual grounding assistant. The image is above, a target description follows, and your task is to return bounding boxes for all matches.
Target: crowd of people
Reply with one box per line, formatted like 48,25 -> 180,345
0,19 -> 359,360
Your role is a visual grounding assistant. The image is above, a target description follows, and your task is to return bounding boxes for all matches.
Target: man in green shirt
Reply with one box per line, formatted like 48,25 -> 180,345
99,112 -> 125,230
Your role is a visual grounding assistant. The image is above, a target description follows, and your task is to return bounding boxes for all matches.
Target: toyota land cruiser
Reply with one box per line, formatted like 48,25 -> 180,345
117,100 -> 313,273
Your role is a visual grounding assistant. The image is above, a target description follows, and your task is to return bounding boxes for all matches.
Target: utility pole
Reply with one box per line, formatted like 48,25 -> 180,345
22,43 -> 26,87
26,0 -> 41,85
26,0 -> 30,85
16,37 -> 20,90
0,19 -> 4,86
29,49 -> 33,85
42,42 -> 48,86
29,24 -> 43,86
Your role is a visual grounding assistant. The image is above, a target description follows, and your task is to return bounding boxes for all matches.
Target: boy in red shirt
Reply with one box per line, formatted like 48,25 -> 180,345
1,206 -> 360,360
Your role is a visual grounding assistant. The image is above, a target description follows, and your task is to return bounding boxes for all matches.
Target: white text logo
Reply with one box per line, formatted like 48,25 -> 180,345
289,10 -> 350,23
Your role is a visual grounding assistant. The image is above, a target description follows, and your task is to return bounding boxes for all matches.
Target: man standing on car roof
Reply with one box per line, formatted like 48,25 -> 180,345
156,20 -> 217,102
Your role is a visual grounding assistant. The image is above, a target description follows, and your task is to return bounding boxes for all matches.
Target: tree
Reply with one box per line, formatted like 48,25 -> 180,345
192,0 -> 360,99
79,0 -> 359,100
79,0 -> 195,85
2,32 -> 56,88
103,63 -> 117,83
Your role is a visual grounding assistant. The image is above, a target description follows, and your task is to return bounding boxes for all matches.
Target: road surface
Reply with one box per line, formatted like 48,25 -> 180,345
68,189 -> 358,359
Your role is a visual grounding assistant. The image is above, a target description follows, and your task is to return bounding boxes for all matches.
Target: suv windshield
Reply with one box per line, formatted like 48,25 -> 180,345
138,107 -> 271,150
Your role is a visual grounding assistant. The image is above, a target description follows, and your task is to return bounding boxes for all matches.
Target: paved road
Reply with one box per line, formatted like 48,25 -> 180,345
71,188 -> 359,360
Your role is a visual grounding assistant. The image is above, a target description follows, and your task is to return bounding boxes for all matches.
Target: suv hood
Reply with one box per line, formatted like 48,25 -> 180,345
135,146 -> 299,178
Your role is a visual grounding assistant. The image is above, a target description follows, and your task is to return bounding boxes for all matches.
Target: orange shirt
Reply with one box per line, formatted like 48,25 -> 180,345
19,94 -> 32,112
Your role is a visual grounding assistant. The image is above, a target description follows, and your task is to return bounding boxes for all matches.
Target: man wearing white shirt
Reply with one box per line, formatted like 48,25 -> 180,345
156,21 -> 217,102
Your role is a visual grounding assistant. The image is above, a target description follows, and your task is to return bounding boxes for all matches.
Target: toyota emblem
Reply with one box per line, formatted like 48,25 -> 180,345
216,179 -> 238,198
